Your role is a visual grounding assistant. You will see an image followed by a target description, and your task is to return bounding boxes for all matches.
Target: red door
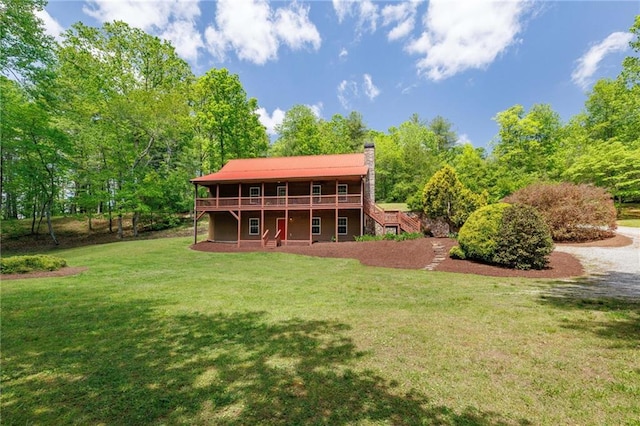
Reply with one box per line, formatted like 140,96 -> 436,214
277,218 -> 286,240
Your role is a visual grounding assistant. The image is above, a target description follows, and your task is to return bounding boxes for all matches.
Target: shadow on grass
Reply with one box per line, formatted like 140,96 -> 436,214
540,275 -> 640,348
1,290 -> 528,425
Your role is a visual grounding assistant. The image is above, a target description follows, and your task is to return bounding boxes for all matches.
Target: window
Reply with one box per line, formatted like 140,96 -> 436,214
249,186 -> 260,204
337,217 -> 347,235
277,186 -> 286,205
338,184 -> 348,202
312,217 -> 321,235
312,184 -> 322,203
249,218 -> 260,235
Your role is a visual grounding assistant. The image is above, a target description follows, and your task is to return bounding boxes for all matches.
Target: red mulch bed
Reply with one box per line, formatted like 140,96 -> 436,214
192,237 -> 587,278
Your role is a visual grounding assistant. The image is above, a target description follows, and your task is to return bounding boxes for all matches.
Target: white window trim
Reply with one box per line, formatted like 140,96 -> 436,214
249,218 -> 260,235
337,217 -> 348,235
312,184 -> 322,195
249,186 -> 261,197
312,217 -> 321,235
277,186 -> 286,197
338,184 -> 348,201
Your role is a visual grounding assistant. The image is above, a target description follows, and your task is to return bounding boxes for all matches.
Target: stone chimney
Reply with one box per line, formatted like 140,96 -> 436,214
364,142 -> 375,204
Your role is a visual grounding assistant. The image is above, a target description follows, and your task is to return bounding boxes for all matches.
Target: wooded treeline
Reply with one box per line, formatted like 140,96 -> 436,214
1,3 -> 638,241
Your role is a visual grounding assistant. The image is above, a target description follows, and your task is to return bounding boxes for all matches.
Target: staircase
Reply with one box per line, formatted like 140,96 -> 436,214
364,202 -> 421,234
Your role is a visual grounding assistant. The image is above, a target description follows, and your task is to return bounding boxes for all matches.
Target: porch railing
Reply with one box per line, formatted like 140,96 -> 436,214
196,194 -> 363,210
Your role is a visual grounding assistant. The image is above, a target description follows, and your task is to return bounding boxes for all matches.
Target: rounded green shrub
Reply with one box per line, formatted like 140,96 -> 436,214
449,245 -> 466,260
1,255 -> 67,274
493,204 -> 554,270
457,203 -> 554,270
457,203 -> 510,263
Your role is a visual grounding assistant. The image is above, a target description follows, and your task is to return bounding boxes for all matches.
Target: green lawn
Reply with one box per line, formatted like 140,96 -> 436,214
2,237 -> 639,425
618,219 -> 640,228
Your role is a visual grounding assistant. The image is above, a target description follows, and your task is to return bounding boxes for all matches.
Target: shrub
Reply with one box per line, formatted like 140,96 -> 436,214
449,245 -> 466,260
457,203 -> 510,263
493,204 -> 554,269
504,183 -> 616,242
457,203 -> 554,270
1,255 -> 67,274
422,165 -> 487,230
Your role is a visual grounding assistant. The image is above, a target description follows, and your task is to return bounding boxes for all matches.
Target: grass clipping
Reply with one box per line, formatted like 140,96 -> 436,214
1,255 -> 67,274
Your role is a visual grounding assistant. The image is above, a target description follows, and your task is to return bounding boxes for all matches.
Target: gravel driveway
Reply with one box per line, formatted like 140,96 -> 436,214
553,226 -> 640,299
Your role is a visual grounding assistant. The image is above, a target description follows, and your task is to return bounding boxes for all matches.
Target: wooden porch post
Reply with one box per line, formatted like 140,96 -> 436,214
193,184 -> 198,244
309,209 -> 312,245
237,183 -> 242,247
335,207 -> 339,243
360,179 -> 364,236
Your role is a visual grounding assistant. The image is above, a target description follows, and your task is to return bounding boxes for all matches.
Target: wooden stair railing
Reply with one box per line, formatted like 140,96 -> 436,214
364,200 -> 421,234
262,229 -> 270,248
398,211 -> 421,234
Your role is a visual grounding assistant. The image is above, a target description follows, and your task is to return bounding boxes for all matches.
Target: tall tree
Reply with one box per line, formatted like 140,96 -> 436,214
192,68 -> 268,173
271,105 -> 324,156
56,21 -> 194,236
429,115 -> 458,153
0,0 -> 55,86
491,103 -> 563,182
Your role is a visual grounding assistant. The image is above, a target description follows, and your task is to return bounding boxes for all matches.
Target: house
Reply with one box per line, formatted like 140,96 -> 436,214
191,143 -> 420,247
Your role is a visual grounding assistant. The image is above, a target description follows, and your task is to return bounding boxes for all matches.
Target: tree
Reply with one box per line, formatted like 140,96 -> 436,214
0,0 -> 55,86
0,76 -> 70,242
429,115 -> 458,153
192,68 -> 268,173
56,21 -> 195,236
271,105 -> 323,156
421,165 -> 486,230
492,104 -> 563,180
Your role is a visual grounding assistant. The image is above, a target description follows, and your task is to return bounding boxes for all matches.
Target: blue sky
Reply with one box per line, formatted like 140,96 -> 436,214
39,1 -> 639,150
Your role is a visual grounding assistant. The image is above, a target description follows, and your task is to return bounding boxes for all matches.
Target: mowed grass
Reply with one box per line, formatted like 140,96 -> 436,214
2,237 -> 639,425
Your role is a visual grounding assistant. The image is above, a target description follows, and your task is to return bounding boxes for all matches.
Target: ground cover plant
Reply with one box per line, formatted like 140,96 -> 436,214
0,254 -> 67,274
2,237 -> 639,425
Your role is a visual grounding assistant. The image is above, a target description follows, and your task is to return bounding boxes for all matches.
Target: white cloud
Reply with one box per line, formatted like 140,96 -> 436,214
338,74 -> 379,109
381,1 -> 420,41
332,0 -> 379,35
457,133 -> 472,146
257,107 -> 286,136
205,0 -> 321,65
363,74 -> 380,100
339,48 -> 349,60
35,9 -> 65,41
406,0 -> 533,81
306,102 -> 324,118
571,31 -> 633,90
82,0 -> 203,62
161,21 -> 204,62
337,79 -> 358,110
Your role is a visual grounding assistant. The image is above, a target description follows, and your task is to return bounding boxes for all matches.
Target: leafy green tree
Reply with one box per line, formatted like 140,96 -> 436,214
492,104 -> 563,180
271,105 -> 324,156
450,143 -> 490,195
0,77 -> 70,242
421,165 -> 486,230
56,21 -> 195,236
192,68 -> 268,173
0,0 -> 55,86
429,115 -> 458,154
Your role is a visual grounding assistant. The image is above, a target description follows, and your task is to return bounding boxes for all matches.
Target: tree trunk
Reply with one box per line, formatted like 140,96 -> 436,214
46,200 -> 59,245
117,213 -> 123,239
132,211 -> 139,237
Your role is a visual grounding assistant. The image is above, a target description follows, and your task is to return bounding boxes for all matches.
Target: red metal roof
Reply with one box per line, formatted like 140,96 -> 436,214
191,153 -> 368,184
